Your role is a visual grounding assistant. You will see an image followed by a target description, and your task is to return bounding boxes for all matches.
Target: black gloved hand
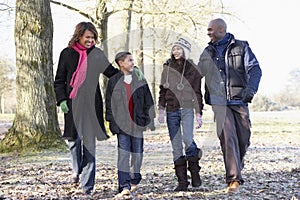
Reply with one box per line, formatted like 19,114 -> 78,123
242,88 -> 255,103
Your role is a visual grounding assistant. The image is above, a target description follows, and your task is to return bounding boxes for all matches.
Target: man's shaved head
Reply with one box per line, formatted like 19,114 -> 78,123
207,18 -> 227,43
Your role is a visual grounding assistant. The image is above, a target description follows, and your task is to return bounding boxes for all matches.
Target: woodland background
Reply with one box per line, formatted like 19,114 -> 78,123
0,0 -> 299,199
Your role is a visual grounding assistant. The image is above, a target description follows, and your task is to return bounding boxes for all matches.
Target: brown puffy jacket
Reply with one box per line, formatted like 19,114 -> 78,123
158,58 -> 203,114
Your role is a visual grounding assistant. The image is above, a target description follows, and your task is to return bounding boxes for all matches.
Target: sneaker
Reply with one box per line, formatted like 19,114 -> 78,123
225,181 -> 239,193
131,184 -> 137,191
121,189 -> 130,195
115,189 -> 131,198
71,174 -> 79,184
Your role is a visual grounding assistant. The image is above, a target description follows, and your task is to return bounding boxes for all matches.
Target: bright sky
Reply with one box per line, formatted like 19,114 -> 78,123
219,0 -> 300,95
1,0 -> 299,96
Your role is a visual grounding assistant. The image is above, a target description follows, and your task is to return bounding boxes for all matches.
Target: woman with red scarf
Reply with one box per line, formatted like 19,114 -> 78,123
54,22 -> 118,195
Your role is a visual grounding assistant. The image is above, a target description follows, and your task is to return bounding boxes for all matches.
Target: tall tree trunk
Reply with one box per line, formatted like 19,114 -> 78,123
151,13 -> 156,102
95,0 -> 109,100
125,0 -> 134,51
0,95 -> 4,114
0,0 -> 66,153
96,0 -> 108,54
137,15 -> 144,72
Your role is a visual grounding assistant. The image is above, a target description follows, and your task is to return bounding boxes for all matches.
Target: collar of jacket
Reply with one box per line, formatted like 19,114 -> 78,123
169,57 -> 189,72
207,33 -> 236,53
117,70 -> 140,82
213,33 -> 231,46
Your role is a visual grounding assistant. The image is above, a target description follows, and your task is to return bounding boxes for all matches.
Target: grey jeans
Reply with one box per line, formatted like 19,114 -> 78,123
212,105 -> 251,184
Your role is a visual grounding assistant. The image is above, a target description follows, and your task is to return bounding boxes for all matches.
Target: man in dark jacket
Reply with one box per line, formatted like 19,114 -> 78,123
198,18 -> 262,193
105,52 -> 155,197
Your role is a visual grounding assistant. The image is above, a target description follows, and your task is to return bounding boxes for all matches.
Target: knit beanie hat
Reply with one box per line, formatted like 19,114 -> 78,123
172,38 -> 191,59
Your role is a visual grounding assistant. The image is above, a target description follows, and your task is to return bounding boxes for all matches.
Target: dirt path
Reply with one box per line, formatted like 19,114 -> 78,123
0,111 -> 299,199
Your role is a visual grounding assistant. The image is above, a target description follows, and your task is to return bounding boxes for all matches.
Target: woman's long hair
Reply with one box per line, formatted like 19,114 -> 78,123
68,22 -> 99,48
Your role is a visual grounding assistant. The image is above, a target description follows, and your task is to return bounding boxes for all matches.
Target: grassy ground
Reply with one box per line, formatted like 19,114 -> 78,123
0,110 -> 299,199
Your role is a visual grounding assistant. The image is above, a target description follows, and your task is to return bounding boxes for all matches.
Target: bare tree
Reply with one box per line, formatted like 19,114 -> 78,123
150,0 -> 157,101
0,0 -> 65,152
0,58 -> 15,114
273,68 -> 300,108
50,0 -> 114,54
124,0 -> 134,51
51,0 -> 226,108
137,15 -> 144,72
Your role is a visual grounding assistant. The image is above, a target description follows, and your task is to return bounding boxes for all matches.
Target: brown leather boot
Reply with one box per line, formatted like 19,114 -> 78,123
174,157 -> 189,191
187,156 -> 202,187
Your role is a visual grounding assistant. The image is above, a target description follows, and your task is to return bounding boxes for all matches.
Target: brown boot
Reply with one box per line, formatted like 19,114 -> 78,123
187,156 -> 202,187
174,157 -> 189,191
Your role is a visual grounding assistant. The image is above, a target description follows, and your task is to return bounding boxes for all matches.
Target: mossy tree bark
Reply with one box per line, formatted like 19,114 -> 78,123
0,0 -> 66,153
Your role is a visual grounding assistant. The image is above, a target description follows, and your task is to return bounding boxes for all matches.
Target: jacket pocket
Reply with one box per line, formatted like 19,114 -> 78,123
230,86 -> 244,99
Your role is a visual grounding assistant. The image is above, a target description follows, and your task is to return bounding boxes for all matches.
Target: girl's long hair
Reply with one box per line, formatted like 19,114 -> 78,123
68,22 -> 99,48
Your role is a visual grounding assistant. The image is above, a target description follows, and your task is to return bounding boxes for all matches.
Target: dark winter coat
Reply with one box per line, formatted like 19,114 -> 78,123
54,46 -> 118,140
158,58 -> 203,114
105,71 -> 155,135
198,33 -> 262,105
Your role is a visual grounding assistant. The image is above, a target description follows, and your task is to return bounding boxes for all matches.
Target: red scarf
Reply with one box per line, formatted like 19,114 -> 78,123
69,42 -> 89,99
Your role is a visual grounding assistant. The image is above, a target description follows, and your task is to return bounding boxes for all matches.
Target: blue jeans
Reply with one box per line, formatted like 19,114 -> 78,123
167,108 -> 199,163
68,134 -> 96,191
117,131 -> 143,192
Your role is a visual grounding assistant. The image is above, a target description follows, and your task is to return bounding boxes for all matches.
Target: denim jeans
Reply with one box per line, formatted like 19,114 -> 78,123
117,131 -> 143,192
68,133 -> 96,191
167,108 -> 199,163
69,137 -> 82,176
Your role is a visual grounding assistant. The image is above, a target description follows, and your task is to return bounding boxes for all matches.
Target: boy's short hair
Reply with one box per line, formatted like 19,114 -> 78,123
115,52 -> 131,67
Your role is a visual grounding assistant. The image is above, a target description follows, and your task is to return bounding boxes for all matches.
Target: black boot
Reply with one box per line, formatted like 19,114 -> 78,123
174,157 -> 189,191
187,156 -> 202,187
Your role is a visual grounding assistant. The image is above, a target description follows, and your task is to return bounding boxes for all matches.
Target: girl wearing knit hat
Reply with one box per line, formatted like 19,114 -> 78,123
158,38 -> 204,191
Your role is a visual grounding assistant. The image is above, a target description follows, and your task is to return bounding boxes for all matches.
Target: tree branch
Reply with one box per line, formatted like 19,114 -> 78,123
0,3 -> 13,11
50,0 -> 97,24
